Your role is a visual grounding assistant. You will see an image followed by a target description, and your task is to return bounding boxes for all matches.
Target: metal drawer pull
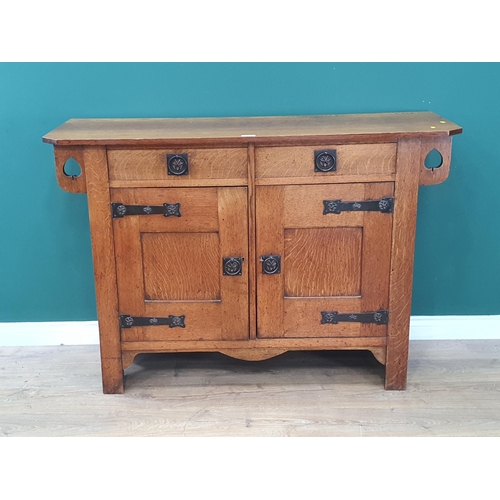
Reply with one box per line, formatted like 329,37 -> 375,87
119,315 -> 186,329
314,149 -> 337,172
320,310 -> 389,325
112,203 -> 181,218
167,153 -> 189,175
323,197 -> 394,215
260,255 -> 281,274
223,257 -> 244,276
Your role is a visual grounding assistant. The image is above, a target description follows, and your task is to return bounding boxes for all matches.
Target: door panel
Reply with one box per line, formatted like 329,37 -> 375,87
284,227 -> 363,297
257,183 -> 393,339
142,232 -> 221,301
112,187 -> 249,342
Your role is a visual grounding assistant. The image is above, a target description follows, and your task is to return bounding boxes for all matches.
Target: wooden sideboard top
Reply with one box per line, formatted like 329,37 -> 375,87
43,112 -> 462,147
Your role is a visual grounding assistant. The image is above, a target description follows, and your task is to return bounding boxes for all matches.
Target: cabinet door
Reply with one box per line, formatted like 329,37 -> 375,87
256,183 -> 393,339
111,187 -> 249,342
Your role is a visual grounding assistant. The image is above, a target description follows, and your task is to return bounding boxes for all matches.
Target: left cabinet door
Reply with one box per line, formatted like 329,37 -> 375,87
111,187 -> 249,342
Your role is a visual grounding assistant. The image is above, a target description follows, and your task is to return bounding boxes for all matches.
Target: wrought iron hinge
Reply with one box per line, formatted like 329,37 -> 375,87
323,197 -> 394,215
119,315 -> 186,329
320,310 -> 389,325
112,203 -> 181,218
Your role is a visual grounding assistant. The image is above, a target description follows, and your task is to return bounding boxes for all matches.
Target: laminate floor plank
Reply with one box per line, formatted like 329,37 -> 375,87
0,341 -> 499,436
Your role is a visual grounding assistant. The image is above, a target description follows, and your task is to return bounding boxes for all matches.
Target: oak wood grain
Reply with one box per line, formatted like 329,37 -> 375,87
84,147 -> 123,394
218,187 -> 249,340
109,178 -> 247,188
121,302 -> 224,342
43,112 -> 462,147
121,336 -> 387,351
142,232 -> 221,301
419,136 -> 452,186
121,351 -> 138,370
255,174 -> 394,186
256,143 -> 396,178
112,186 -> 249,343
369,347 -> 386,365
113,200 -> 145,316
284,227 -> 362,297
111,187 -> 220,233
219,348 -> 288,361
247,144 -> 257,340
54,146 -> 87,193
259,182 -> 392,340
385,139 -> 422,390
45,113 -> 461,393
108,147 -> 247,182
256,186 -> 285,338
283,183 -> 366,228
359,182 -> 394,338
283,298 -> 387,338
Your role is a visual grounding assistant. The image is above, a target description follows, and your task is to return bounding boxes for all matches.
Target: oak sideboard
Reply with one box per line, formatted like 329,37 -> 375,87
43,112 -> 462,393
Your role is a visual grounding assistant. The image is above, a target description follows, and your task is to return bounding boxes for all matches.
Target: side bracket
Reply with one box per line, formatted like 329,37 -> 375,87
419,136 -> 452,186
54,146 -> 87,193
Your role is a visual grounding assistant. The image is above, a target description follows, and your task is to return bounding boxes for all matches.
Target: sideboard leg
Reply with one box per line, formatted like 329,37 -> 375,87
385,138 -> 421,391
84,146 -> 124,394
385,359 -> 408,390
101,360 -> 124,394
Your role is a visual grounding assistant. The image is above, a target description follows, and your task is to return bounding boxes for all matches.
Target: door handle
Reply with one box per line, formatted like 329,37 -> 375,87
260,255 -> 281,274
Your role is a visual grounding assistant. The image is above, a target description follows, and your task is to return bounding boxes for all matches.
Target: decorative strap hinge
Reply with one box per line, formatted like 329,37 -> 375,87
112,203 -> 181,218
119,315 -> 186,329
323,197 -> 394,215
320,310 -> 389,325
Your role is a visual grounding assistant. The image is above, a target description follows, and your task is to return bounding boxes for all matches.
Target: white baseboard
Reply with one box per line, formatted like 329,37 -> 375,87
0,321 -> 99,346
0,316 -> 499,346
409,315 -> 500,340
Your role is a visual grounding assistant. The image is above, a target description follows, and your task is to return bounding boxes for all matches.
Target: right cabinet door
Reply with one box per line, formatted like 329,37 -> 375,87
256,183 -> 394,339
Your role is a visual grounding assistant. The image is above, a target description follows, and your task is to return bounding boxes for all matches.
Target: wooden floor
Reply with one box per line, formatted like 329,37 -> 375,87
1,340 -> 499,436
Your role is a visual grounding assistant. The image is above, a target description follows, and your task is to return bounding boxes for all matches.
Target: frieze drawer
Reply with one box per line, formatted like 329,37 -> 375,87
107,147 -> 248,185
255,143 -> 397,179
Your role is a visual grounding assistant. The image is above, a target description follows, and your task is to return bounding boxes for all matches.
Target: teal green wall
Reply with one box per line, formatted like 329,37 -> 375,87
1,63 -> 499,321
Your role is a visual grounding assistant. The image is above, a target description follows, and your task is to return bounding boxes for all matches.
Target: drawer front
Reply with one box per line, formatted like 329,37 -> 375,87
108,147 -> 248,183
255,143 -> 396,179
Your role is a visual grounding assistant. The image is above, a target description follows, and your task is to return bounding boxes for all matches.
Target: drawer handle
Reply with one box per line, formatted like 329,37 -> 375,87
167,153 -> 189,175
321,310 -> 389,325
260,255 -> 281,275
112,203 -> 181,218
314,149 -> 337,172
223,257 -> 244,276
323,198 -> 394,215
119,315 -> 186,328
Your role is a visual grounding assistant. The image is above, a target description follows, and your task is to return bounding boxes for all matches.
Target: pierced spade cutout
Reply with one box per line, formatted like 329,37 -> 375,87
63,157 -> 82,178
424,148 -> 443,171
